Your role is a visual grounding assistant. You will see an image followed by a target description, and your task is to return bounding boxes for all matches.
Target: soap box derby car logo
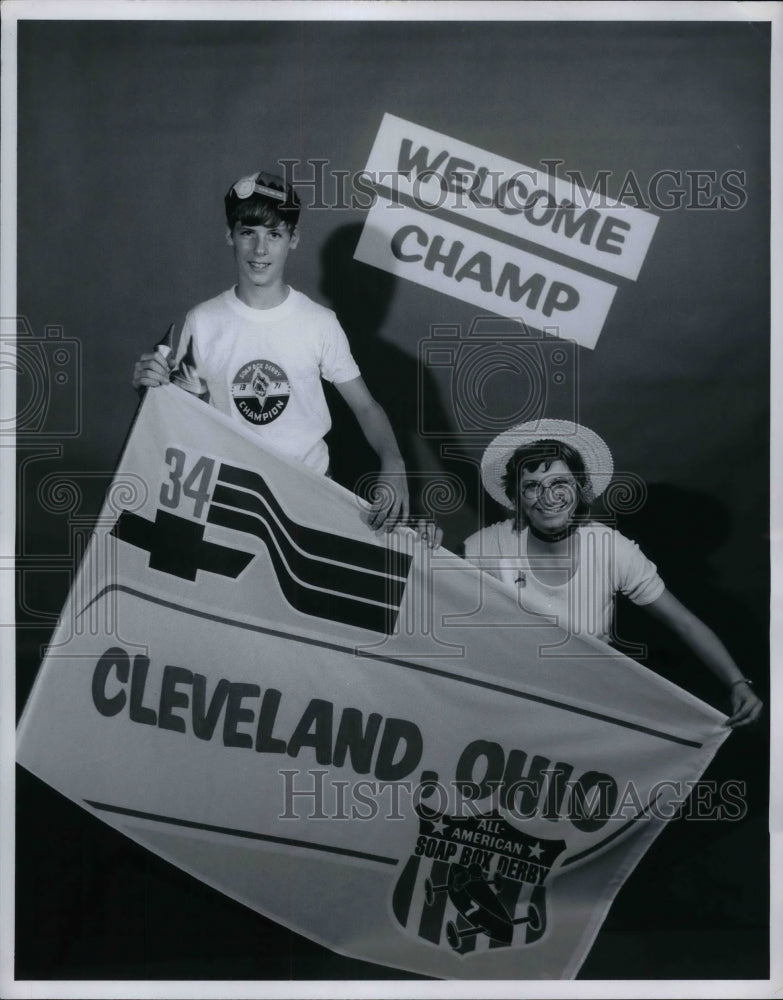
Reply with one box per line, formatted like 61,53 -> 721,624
393,802 -> 566,955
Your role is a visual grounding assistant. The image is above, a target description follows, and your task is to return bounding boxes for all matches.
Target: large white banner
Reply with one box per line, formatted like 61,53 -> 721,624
17,385 -> 730,980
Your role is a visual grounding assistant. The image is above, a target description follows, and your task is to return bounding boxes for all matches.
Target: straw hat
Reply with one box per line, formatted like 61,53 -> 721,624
480,419 -> 614,509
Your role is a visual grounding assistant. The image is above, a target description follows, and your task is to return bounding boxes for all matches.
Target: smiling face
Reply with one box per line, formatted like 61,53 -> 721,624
518,459 -> 580,537
228,221 -> 299,307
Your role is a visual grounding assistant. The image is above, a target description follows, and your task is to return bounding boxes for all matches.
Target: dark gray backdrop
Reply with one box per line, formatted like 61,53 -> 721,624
15,17 -> 769,982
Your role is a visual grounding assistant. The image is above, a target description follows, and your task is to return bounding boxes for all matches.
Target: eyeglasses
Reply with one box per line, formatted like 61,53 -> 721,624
520,477 -> 578,502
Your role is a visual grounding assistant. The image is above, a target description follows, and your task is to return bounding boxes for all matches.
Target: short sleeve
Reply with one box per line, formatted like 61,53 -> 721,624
172,313 -> 192,368
612,531 -> 665,606
462,530 -> 482,565
319,315 -> 361,385
171,310 -> 208,396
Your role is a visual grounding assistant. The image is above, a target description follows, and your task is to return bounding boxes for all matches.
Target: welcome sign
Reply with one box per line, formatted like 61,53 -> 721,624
355,114 -> 659,348
17,386 -> 729,979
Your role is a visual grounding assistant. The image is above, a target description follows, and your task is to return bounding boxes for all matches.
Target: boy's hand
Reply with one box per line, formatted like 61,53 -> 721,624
132,350 -> 173,391
367,460 -> 409,533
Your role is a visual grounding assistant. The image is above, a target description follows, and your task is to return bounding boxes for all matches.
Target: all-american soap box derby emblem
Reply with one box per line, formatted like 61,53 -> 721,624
393,802 -> 566,955
231,359 -> 291,425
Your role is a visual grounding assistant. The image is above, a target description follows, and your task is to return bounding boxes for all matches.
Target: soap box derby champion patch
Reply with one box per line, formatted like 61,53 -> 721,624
231,359 -> 291,425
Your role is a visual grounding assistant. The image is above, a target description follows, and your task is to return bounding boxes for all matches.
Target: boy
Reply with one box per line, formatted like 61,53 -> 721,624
132,169 -> 408,531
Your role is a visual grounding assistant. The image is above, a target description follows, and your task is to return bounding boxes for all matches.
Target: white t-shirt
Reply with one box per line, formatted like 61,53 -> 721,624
463,520 -> 665,645
173,287 -> 361,474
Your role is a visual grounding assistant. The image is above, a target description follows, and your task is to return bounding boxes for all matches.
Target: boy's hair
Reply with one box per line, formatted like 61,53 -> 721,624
502,439 -> 592,532
224,170 -> 301,232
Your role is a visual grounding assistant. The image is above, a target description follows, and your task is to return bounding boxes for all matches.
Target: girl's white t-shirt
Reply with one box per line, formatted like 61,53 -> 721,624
463,520 -> 665,645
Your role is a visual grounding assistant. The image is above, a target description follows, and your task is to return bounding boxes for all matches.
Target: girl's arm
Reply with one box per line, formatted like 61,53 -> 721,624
643,589 -> 762,727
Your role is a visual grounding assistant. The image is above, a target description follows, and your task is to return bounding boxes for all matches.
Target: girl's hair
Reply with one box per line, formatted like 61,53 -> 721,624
501,439 -> 592,532
224,171 -> 301,232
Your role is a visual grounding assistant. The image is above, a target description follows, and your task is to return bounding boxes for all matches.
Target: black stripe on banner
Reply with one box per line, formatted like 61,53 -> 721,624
419,858 -> 449,944
84,799 -> 398,866
216,463 -> 411,579
207,504 -> 400,634
209,483 -> 406,605
392,855 -> 421,927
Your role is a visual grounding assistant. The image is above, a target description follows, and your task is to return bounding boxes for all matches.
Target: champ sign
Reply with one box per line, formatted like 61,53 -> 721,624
355,114 -> 659,348
18,386 -> 728,980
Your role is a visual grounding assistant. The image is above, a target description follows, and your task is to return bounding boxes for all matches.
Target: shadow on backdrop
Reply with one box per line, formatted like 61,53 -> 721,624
580,481 -> 768,979
319,224 -> 481,544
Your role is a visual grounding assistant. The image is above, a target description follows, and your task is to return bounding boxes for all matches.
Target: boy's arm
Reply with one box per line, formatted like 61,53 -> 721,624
334,376 -> 409,531
643,589 -> 763,727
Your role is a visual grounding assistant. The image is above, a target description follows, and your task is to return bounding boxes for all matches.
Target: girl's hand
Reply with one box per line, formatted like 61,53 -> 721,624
727,681 -> 763,728
415,519 -> 443,549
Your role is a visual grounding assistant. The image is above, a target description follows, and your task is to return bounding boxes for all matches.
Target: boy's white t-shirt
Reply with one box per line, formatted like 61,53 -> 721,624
173,286 -> 361,474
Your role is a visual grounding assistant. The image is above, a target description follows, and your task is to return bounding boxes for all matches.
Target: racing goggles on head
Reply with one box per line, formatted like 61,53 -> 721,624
231,175 -> 287,201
